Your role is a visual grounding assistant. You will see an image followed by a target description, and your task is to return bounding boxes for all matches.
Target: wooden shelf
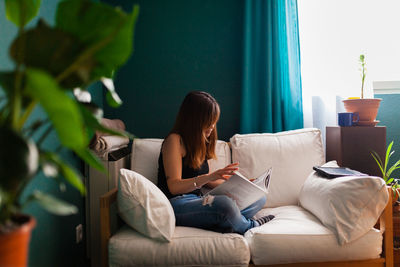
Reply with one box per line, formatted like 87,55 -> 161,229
326,126 -> 386,176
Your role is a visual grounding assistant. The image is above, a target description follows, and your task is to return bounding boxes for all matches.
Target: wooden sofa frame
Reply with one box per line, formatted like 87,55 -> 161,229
100,187 -> 394,267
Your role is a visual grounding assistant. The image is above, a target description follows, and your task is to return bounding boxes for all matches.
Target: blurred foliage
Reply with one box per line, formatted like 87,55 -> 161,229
0,0 -> 139,225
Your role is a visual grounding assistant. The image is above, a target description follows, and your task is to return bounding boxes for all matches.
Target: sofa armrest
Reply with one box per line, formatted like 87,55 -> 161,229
100,187 -> 118,267
381,187 -> 394,266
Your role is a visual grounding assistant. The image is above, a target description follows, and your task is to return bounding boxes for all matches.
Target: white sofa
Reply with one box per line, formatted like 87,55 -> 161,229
100,128 -> 394,267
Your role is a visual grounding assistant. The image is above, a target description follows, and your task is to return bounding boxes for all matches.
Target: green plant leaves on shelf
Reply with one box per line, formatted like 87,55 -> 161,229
5,0 -> 41,27
10,20 -> 94,89
371,141 -> 400,184
24,68 -> 87,150
0,127 -> 39,191
56,0 -> 139,79
26,191 -> 77,215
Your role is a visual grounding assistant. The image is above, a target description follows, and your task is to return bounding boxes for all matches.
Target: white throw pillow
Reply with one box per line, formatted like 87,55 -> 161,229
299,161 -> 389,245
230,128 -> 325,207
117,168 -> 175,242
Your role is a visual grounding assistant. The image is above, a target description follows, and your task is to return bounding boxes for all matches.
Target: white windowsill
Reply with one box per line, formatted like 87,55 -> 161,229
373,81 -> 400,94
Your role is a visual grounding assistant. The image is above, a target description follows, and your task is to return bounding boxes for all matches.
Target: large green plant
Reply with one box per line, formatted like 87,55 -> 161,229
371,141 -> 400,201
0,0 -> 138,227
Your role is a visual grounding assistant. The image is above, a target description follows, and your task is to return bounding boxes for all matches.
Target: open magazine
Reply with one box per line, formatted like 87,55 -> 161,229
203,167 -> 272,211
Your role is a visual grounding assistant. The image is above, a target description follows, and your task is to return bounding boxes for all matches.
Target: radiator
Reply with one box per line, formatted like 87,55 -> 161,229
84,146 -> 130,267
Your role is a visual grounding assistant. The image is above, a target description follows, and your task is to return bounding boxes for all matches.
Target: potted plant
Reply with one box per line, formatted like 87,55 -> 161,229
371,141 -> 400,203
0,0 -> 138,266
342,54 -> 382,126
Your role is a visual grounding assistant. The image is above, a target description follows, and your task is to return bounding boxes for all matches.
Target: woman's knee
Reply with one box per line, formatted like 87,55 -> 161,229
211,195 -> 238,216
256,195 -> 267,207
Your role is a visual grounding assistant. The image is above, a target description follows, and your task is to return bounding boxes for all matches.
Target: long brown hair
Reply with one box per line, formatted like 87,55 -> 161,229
171,91 -> 220,169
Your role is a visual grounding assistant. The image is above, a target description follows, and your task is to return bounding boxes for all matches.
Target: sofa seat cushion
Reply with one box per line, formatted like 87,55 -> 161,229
109,225 -> 250,267
245,206 -> 382,265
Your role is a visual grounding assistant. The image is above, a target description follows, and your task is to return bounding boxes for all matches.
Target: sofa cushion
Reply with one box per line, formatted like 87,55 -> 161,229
109,225 -> 250,267
131,138 -> 163,184
299,161 -> 389,245
245,205 -> 383,265
131,138 -> 231,184
208,140 -> 232,173
230,128 -> 325,207
117,168 -> 175,242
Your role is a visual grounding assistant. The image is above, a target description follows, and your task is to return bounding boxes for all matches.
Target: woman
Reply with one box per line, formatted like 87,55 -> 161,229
157,91 -> 274,234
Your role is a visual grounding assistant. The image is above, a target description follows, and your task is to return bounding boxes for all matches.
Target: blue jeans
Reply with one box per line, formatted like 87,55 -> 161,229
170,194 -> 267,234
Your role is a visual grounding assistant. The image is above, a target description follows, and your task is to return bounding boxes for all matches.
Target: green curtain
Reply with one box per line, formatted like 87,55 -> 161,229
241,0 -> 303,133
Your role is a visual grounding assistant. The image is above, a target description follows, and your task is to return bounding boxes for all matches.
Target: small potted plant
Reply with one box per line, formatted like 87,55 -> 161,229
0,1 -> 138,266
342,54 -> 382,126
371,141 -> 400,203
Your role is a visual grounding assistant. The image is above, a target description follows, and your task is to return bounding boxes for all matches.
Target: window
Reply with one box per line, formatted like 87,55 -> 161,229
298,0 -> 400,127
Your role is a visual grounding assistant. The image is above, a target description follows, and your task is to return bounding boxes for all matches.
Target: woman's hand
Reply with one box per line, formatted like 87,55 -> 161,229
208,162 -> 239,181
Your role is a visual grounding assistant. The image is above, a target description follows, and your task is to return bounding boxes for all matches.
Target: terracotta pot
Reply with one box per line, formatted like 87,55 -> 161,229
0,215 -> 36,267
342,98 -> 382,123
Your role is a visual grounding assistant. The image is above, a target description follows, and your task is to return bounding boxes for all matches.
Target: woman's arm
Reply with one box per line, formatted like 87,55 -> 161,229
162,134 -> 238,195
205,179 -> 225,189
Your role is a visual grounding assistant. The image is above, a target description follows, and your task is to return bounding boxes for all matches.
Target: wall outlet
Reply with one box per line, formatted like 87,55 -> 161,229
76,224 -> 83,244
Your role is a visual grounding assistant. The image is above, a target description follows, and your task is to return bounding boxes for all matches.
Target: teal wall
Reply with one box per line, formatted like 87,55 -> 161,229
0,1 -> 101,266
103,0 -> 244,141
375,94 -> 400,177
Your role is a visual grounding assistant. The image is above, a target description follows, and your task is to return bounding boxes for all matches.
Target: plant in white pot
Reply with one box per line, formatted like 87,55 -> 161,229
342,54 -> 382,126
0,0 -> 138,266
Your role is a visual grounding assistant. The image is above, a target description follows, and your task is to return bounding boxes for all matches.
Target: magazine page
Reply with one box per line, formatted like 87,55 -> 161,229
251,167 -> 272,191
205,171 -> 267,211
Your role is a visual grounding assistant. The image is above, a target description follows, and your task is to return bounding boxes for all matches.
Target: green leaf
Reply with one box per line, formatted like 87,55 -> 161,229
42,152 -> 85,195
0,72 -> 15,97
78,103 -> 134,139
102,78 -> 122,108
386,159 -> 400,178
0,127 -> 39,191
28,191 -> 77,215
56,0 -> 139,79
384,141 -> 394,174
371,151 -> 384,177
5,0 -> 41,27
10,20 -> 94,89
25,68 -> 87,150
0,187 -> 8,208
75,148 -> 105,172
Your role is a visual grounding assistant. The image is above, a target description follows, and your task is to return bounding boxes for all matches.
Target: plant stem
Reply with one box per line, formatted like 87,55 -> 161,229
11,0 -> 27,131
18,100 -> 37,129
36,123 -> 53,148
360,56 -> 366,99
18,100 -> 36,128
23,119 -> 50,138
361,64 -> 365,99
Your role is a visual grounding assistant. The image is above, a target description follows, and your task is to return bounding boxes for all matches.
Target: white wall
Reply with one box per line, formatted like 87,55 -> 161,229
298,0 -> 400,127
